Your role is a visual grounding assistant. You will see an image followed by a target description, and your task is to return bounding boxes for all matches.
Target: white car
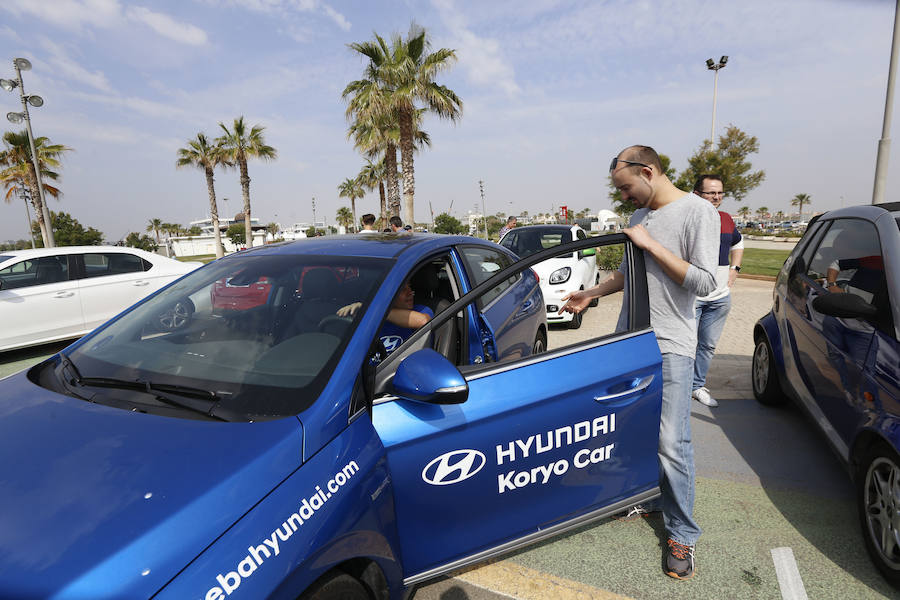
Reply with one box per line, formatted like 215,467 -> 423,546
500,224 -> 598,328
0,246 -> 202,352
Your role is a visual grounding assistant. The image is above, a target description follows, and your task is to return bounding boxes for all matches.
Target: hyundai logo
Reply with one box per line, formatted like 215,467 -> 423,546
422,449 -> 486,486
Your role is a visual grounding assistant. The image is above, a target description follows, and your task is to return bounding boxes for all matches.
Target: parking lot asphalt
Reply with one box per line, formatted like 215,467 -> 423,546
2,277 -> 897,599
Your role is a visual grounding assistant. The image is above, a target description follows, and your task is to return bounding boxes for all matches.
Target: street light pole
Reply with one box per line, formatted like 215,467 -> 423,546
478,180 -> 487,240
2,58 -> 54,247
706,56 -> 728,150
18,182 -> 35,249
874,0 -> 900,205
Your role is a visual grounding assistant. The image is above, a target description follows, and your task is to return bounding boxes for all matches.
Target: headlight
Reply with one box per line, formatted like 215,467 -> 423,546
549,267 -> 571,284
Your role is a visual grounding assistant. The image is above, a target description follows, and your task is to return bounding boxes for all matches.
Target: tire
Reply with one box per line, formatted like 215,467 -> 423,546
532,330 -> 547,355
857,443 -> 900,586
298,572 -> 370,600
751,335 -> 787,406
568,309 -> 583,329
590,273 -> 600,307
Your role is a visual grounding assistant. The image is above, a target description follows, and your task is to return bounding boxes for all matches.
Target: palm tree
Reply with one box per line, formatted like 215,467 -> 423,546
146,218 -> 163,243
346,25 -> 461,224
737,206 -> 751,221
176,132 -> 230,258
337,178 -> 365,232
791,193 -> 811,220
756,206 -> 769,222
336,206 -> 354,231
216,117 -> 277,249
0,130 -> 70,247
357,159 -> 387,228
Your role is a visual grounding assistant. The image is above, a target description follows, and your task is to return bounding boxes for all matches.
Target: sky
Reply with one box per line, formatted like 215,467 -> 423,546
0,0 -> 897,242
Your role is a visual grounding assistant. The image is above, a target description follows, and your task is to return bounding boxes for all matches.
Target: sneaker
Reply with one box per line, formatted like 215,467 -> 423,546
665,539 -> 695,580
666,538 -> 694,579
612,504 -> 655,522
692,387 -> 719,407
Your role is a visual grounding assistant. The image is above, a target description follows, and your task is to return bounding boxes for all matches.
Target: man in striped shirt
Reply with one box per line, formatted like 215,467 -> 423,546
691,174 -> 744,408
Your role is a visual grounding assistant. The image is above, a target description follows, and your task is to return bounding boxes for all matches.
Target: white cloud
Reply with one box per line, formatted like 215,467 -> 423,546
125,6 -> 209,46
39,38 -> 114,93
0,0 -> 122,32
198,0 -> 350,32
321,5 -> 351,31
432,0 -> 521,97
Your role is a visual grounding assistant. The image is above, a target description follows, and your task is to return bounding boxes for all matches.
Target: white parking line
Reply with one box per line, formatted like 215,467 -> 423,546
771,547 -> 808,600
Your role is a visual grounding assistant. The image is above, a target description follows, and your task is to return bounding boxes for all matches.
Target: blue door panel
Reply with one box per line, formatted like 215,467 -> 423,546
373,331 -> 662,577
482,277 -> 542,362
156,417 -> 402,600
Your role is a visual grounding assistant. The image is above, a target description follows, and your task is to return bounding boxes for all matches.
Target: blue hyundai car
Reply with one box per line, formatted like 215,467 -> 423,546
0,232 -> 662,599
751,202 -> 900,585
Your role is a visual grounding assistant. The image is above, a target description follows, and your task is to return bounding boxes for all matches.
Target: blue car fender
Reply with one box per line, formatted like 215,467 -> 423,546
756,311 -> 792,391
155,416 -> 404,600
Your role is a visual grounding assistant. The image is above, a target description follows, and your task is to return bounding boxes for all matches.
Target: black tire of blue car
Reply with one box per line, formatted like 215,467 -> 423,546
751,335 -> 788,406
533,330 -> 547,354
858,442 -> 900,586
298,572 -> 370,600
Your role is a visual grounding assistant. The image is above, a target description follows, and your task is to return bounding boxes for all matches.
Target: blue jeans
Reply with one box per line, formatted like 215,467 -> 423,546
692,295 -> 732,390
659,353 -> 701,546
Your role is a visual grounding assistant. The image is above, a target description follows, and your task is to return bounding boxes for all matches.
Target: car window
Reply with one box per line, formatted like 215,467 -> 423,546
501,229 -> 574,259
457,246 -> 519,308
82,252 -> 148,278
64,255 -> 390,421
0,255 -> 69,290
576,229 -> 587,240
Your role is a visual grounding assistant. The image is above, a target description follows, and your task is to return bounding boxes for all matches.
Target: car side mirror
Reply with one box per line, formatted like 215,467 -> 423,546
579,248 -> 596,258
390,348 -> 469,404
812,292 -> 878,320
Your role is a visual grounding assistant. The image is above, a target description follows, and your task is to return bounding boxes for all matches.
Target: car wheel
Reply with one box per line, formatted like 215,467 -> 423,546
568,308 -> 583,329
858,443 -> 900,586
532,330 -> 547,355
158,299 -> 194,331
298,572 -> 370,600
751,335 -> 787,406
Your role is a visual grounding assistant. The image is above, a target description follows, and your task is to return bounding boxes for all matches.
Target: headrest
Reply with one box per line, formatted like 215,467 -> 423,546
410,265 -> 439,292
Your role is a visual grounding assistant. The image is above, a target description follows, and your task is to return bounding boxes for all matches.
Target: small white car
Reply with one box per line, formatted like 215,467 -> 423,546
0,246 -> 202,352
500,224 -> 599,328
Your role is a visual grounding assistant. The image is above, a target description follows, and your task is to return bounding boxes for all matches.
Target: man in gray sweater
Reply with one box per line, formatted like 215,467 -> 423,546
560,145 -> 718,580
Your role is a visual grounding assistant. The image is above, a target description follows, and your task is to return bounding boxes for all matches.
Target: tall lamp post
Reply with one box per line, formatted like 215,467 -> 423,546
705,55 -> 728,150
478,179 -> 488,240
873,0 -> 900,205
18,181 -> 36,249
1,57 -> 54,247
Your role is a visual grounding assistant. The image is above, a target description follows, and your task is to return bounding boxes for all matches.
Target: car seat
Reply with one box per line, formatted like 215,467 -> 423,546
34,259 -> 64,285
410,264 -> 458,362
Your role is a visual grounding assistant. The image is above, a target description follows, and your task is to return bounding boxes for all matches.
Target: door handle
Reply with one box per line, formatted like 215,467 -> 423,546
516,299 -> 535,316
594,375 -> 654,403
133,280 -> 149,286
53,291 -> 74,298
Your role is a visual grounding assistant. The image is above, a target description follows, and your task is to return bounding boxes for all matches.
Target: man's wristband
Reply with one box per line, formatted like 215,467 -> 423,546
730,265 -> 741,272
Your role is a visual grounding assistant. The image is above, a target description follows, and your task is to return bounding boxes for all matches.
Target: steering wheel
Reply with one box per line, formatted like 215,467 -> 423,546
317,314 -> 353,337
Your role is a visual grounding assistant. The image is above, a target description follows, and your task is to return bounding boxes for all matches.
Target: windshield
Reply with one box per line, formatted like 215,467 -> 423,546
501,229 -> 574,258
64,253 -> 390,420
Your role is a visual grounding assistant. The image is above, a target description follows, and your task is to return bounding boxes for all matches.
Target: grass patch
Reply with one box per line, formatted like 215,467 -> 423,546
741,248 -> 790,277
175,254 -> 217,264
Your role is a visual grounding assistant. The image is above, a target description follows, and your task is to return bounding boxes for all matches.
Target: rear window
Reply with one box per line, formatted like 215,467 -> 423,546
501,229 -> 574,258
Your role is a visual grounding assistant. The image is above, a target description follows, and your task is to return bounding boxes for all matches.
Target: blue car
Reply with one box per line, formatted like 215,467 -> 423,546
0,232 -> 662,599
752,202 -> 900,585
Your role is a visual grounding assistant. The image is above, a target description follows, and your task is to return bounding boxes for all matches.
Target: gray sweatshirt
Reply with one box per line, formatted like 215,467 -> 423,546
617,193 -> 719,357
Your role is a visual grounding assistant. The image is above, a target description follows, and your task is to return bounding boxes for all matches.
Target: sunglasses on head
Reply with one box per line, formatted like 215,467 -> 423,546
609,157 -> 650,172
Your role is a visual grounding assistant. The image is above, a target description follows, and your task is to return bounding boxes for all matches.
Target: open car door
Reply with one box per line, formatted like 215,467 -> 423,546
370,234 -> 662,585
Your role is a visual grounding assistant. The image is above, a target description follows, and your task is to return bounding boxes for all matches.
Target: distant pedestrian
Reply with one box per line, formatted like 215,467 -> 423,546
498,216 -> 517,240
360,213 -> 378,234
559,145 -> 718,581
389,216 -> 404,233
691,175 -> 744,408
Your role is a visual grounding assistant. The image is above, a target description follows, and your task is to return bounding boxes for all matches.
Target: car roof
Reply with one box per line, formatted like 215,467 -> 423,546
0,245 -> 153,265
816,202 -> 900,222
505,224 -> 579,233
224,233 -> 495,260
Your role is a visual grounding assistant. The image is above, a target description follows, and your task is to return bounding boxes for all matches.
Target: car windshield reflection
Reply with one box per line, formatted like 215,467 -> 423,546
66,254 -> 389,420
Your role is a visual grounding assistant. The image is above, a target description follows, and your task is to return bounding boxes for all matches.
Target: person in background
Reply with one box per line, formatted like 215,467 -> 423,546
690,175 -> 744,408
559,145 -> 718,581
498,216 -> 517,240
389,216 -> 404,233
360,213 -> 378,233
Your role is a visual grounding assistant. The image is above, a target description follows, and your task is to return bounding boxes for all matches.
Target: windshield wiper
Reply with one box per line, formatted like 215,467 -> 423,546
74,375 -> 228,422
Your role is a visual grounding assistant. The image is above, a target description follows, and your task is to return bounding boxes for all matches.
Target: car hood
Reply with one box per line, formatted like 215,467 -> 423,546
532,256 -> 575,280
0,371 -> 304,599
